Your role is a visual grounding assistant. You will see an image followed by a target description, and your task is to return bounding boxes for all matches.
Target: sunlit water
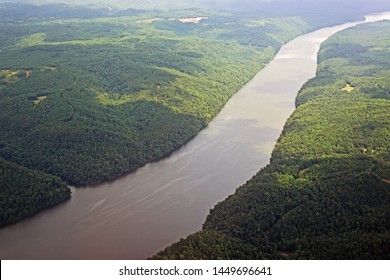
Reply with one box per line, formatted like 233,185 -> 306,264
1,12 -> 389,260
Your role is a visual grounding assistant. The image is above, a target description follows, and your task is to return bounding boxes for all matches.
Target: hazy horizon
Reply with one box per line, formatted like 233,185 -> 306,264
1,0 -> 390,12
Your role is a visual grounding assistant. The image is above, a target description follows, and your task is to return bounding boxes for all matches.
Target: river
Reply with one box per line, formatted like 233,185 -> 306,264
1,12 -> 389,260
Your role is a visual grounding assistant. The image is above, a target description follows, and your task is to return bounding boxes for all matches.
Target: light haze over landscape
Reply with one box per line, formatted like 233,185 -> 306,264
0,0 -> 389,260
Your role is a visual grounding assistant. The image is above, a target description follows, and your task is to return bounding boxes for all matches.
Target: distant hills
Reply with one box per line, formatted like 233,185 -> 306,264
2,0 -> 390,14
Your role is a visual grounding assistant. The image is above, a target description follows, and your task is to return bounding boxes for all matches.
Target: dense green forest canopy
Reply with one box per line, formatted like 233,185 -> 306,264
0,1 -> 389,227
0,7 -> 310,188
153,21 -> 390,260
0,157 -> 70,226
0,2 -> 311,226
0,1 -> 361,187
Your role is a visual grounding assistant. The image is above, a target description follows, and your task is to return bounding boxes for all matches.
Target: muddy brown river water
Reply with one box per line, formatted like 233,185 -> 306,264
1,12 -> 389,259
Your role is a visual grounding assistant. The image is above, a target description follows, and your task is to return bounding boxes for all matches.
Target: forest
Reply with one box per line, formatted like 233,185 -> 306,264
0,1 -> 366,226
0,157 -> 70,226
153,21 -> 390,259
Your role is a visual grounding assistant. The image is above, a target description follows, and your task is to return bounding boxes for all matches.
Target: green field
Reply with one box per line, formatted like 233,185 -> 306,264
153,21 -> 390,260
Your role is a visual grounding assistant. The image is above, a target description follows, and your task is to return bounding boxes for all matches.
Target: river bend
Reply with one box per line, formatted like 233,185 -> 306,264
0,12 -> 389,259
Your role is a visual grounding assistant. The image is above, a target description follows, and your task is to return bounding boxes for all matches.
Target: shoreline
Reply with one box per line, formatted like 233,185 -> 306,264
0,10 -> 390,260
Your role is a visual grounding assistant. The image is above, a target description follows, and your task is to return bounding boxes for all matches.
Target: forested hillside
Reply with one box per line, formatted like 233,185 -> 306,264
0,6 -> 316,187
0,2 -> 385,227
0,158 -> 70,226
0,3 -> 317,226
153,21 -> 390,259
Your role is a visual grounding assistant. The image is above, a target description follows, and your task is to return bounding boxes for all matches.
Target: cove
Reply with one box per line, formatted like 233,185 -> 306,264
0,12 -> 389,260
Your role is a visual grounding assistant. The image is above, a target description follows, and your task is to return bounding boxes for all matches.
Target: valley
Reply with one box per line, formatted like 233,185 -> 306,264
0,1 -> 389,260
154,20 -> 390,260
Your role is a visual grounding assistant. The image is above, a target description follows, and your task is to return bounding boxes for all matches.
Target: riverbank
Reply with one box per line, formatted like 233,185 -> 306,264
154,18 -> 390,260
3,12 -> 389,259
1,4 -> 364,230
